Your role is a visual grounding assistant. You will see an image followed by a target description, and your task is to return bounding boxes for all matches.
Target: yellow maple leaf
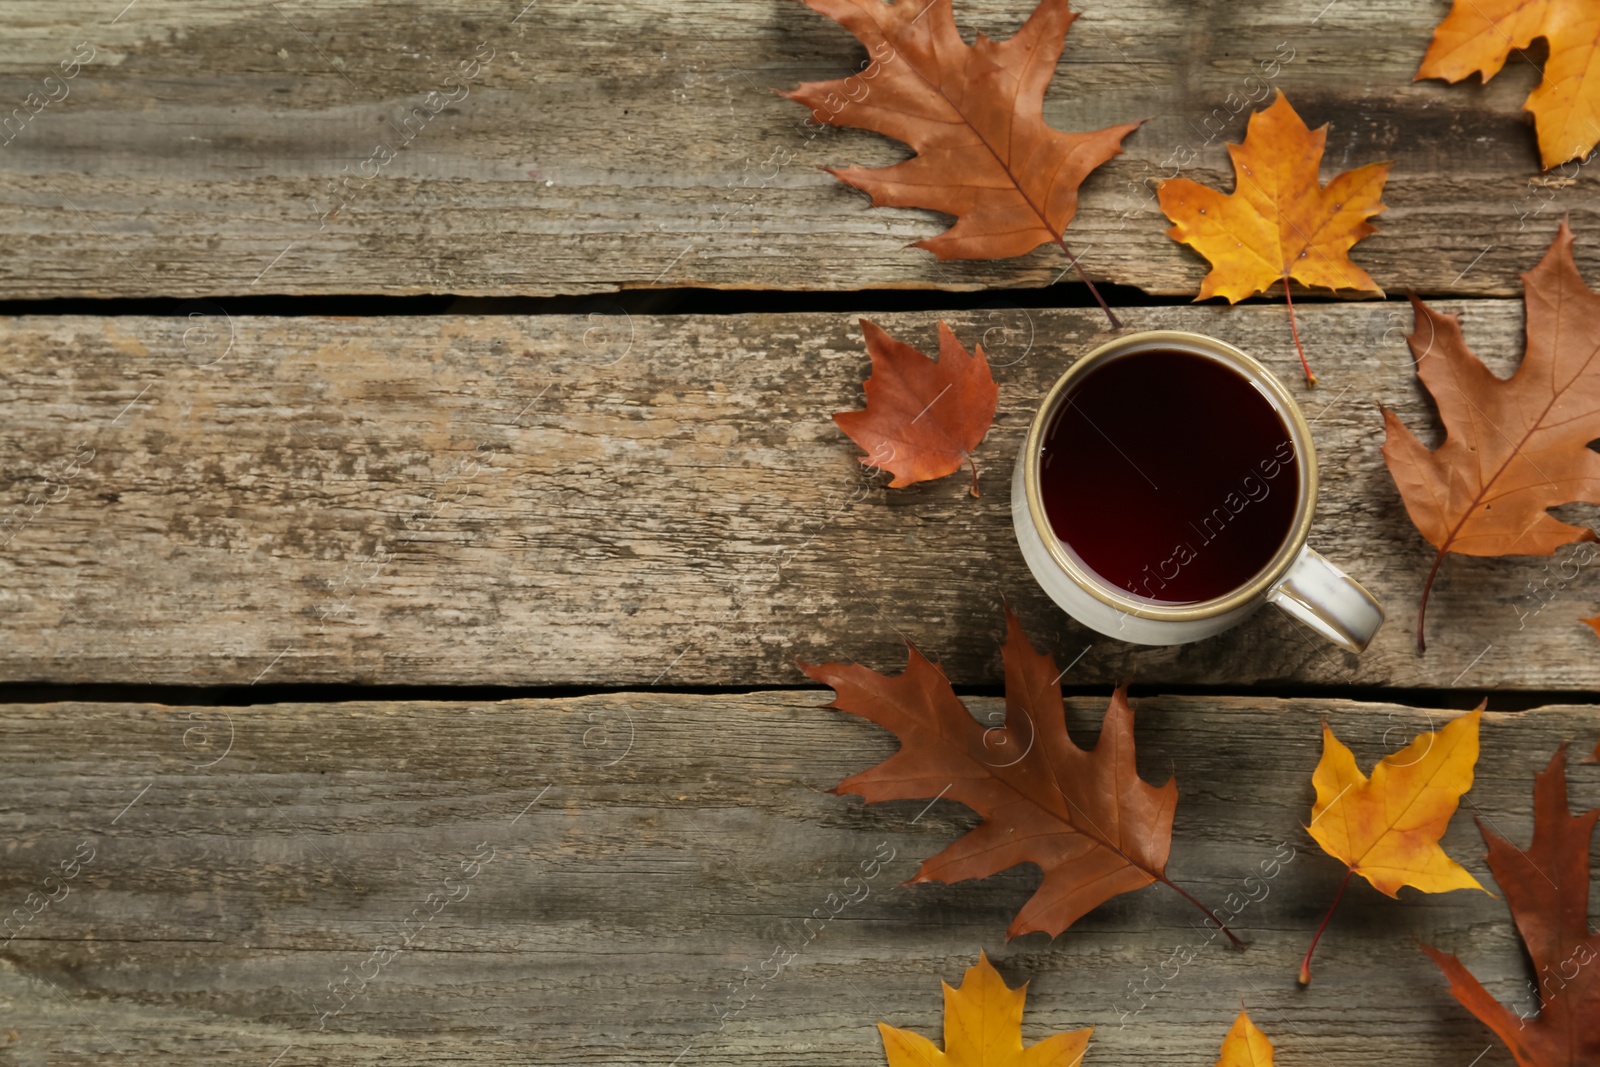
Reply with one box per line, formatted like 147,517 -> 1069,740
1216,1011 -> 1274,1067
1298,706 -> 1489,984
1158,92 -> 1391,304
1308,706 -> 1486,896
1157,91 -> 1391,386
879,951 -> 1090,1067
1417,0 -> 1600,170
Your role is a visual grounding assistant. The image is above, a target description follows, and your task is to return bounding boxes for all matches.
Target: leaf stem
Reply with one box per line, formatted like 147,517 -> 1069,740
1158,876 -> 1242,948
1056,237 -> 1121,330
1282,278 -> 1316,387
1298,866 -> 1354,986
966,453 -> 980,498
1416,546 -> 1448,653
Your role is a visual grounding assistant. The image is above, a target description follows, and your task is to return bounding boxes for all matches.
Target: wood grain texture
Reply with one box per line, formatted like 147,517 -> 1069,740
5,302 -> 1600,689
0,0 -> 1591,299
0,692 -> 1595,1066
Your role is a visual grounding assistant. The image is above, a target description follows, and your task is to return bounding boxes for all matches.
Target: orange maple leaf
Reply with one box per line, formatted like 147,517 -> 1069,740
877,951 -> 1091,1067
1417,0 -> 1600,170
833,318 -> 997,496
781,0 -> 1142,325
1297,706 -> 1488,985
1382,221 -> 1600,651
1157,92 -> 1391,386
1422,745 -> 1600,1067
796,606 -> 1232,941
1216,1011 -> 1276,1067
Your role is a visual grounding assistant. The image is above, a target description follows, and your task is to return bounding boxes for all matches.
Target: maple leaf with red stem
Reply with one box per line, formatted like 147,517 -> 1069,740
1157,92 -> 1391,387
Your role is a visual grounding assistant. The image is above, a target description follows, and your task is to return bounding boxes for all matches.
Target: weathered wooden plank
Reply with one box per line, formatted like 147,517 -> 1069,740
0,0 -> 1589,299
0,693 -> 1594,1065
3,302 -> 1598,688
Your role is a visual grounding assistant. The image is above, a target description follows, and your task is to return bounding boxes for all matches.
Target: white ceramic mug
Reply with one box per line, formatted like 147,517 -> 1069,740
1011,330 -> 1384,652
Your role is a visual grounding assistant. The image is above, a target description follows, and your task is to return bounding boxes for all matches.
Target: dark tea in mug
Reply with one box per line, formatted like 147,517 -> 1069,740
1038,348 -> 1300,604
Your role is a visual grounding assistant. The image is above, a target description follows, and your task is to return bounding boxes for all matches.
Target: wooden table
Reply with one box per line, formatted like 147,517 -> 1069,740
2,1 -> 1596,1064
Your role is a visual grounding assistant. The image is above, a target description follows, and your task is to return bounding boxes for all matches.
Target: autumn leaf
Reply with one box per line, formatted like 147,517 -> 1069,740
796,605 -> 1233,941
1157,92 -> 1391,386
1216,1011 -> 1275,1067
1418,0 -> 1600,170
1421,745 -> 1600,1067
782,0 -> 1142,326
1307,707 -> 1486,896
1382,221 -> 1600,652
1297,706 -> 1488,985
878,951 -> 1091,1067
833,318 -> 997,496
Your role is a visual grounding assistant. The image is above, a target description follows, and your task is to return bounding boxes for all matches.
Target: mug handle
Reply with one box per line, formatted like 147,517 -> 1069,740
1265,545 -> 1385,653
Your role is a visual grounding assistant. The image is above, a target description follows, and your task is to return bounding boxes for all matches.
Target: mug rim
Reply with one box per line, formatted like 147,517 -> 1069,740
1021,329 -> 1319,622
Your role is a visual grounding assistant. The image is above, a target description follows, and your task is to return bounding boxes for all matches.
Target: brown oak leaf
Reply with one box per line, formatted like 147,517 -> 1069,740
833,318 -> 997,495
1382,220 -> 1600,651
781,0 -> 1142,324
1421,745 -> 1600,1067
796,606 -> 1230,941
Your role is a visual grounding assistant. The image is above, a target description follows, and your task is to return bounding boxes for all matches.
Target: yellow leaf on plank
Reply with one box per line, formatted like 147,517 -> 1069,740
1157,92 -> 1390,305
1216,1011 -> 1275,1067
1156,91 -> 1390,384
1307,706 -> 1488,897
1298,706 -> 1489,984
1417,0 -> 1600,169
878,951 -> 1091,1067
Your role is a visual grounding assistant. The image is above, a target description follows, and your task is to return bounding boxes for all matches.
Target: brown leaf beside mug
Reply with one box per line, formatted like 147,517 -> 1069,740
832,319 -> 997,496
1382,221 -> 1600,651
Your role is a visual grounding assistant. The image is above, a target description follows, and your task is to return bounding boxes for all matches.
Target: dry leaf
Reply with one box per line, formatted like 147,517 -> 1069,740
1422,745 -> 1600,1067
1157,92 -> 1391,385
782,0 -> 1142,324
796,606 -> 1231,941
1418,0 -> 1600,169
1382,221 -> 1600,651
783,0 -> 1140,260
1216,1011 -> 1275,1067
833,318 -> 998,495
1298,707 -> 1487,984
1306,707 -> 1486,896
1157,93 -> 1390,303
878,951 -> 1091,1067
